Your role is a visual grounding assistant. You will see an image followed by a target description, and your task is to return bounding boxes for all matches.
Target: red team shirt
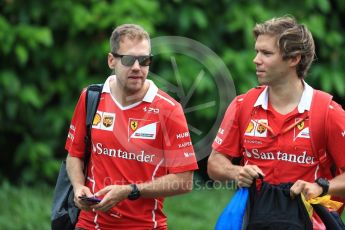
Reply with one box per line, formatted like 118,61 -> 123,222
213,82 -> 345,185
213,82 -> 345,229
66,76 -> 198,230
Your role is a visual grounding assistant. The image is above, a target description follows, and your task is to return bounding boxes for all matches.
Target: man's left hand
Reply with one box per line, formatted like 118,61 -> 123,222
92,185 -> 132,212
290,180 -> 323,200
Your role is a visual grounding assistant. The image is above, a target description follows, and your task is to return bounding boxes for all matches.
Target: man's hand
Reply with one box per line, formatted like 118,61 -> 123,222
73,185 -> 94,211
237,165 -> 264,187
92,185 -> 132,212
290,180 -> 323,200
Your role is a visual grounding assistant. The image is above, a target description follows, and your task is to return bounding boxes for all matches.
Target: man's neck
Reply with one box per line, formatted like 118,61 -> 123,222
268,78 -> 304,115
111,81 -> 150,107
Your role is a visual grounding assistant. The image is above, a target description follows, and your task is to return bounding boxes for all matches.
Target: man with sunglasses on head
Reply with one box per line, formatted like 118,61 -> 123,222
65,24 -> 198,230
208,16 -> 345,229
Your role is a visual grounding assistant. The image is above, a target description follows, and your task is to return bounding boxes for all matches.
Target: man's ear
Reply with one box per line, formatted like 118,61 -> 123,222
108,53 -> 116,69
289,54 -> 301,67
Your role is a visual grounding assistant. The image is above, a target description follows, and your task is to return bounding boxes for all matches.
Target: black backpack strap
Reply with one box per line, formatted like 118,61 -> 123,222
83,83 -> 103,170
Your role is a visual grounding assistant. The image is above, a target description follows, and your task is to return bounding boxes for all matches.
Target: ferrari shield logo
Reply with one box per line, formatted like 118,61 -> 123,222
130,121 -> 138,131
128,118 -> 158,141
297,121 -> 304,130
293,118 -> 310,140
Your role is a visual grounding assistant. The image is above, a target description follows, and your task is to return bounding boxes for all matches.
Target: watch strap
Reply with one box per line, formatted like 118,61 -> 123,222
315,178 -> 329,197
128,184 -> 140,200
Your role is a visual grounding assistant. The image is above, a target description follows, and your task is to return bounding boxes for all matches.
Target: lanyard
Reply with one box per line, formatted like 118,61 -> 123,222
256,115 -> 309,138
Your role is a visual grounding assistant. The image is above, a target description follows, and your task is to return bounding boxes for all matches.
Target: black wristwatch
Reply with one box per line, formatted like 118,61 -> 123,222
315,178 -> 329,197
128,184 -> 141,200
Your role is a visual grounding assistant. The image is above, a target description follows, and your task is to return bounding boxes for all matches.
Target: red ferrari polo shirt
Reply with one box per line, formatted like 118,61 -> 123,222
213,82 -> 345,184
66,75 -> 198,229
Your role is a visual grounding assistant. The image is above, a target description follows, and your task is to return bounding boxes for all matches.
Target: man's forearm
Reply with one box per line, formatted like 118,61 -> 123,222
208,150 -> 241,182
66,154 -> 85,188
137,171 -> 194,198
329,169 -> 345,197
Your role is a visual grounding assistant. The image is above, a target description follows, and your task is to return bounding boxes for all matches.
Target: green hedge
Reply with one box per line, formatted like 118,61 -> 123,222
1,0 -> 345,183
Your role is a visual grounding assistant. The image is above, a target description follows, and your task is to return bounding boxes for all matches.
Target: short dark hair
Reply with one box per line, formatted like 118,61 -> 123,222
110,24 -> 150,53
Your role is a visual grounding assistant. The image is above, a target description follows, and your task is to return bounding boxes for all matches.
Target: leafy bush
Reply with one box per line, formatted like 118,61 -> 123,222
1,0 -> 345,183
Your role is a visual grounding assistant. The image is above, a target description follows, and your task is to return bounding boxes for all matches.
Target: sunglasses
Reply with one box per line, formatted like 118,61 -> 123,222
111,52 -> 153,67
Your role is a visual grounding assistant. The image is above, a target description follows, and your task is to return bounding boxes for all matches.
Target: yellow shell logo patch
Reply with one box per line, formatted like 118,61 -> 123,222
93,113 -> 101,125
246,121 -> 254,133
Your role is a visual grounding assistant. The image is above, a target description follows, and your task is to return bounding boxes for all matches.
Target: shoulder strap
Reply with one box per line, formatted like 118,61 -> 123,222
83,83 -> 104,168
310,90 -> 345,211
238,86 -> 266,142
309,90 -> 332,169
230,86 -> 265,165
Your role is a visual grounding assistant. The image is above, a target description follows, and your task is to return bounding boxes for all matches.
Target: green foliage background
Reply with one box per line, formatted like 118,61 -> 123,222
1,0 -> 345,185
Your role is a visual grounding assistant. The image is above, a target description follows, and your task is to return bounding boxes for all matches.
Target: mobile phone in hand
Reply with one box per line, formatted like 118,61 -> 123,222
79,195 -> 102,204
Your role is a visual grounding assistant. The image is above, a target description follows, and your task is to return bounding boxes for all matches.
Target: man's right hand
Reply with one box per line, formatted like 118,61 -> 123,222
73,185 -> 94,211
237,165 -> 264,187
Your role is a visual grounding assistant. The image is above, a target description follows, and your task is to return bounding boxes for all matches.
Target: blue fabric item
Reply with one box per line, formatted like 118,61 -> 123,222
215,188 -> 249,230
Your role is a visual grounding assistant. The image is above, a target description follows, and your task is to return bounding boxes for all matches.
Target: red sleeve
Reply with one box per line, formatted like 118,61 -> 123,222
212,96 -> 242,158
326,101 -> 345,169
162,104 -> 198,173
65,89 -> 87,159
